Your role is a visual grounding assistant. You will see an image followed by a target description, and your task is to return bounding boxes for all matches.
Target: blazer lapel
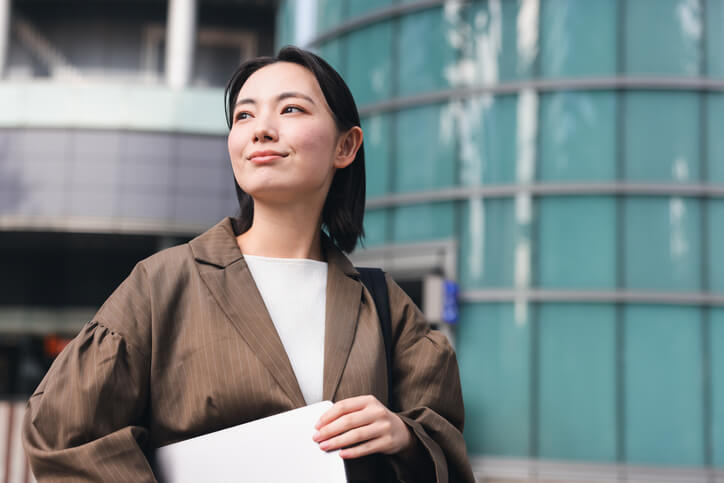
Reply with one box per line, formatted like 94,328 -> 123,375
189,218 -> 306,408
322,238 -> 362,401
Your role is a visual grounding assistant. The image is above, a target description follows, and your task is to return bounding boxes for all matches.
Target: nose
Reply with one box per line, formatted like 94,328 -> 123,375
252,112 -> 278,143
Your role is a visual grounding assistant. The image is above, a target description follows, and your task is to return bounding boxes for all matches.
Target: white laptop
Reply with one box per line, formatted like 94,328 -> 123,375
155,401 -> 347,483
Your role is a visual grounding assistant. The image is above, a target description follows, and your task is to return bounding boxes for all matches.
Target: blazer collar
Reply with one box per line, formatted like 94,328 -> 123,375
189,217 -> 359,276
189,217 -> 363,404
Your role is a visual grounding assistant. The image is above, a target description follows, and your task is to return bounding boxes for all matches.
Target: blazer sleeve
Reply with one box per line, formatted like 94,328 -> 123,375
22,264 -> 156,482
384,275 -> 475,483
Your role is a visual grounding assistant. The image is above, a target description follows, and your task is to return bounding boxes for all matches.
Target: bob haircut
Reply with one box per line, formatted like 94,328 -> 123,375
224,46 -> 366,254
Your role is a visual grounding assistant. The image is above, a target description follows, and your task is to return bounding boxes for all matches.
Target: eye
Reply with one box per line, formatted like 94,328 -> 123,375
282,105 -> 304,114
234,111 -> 251,121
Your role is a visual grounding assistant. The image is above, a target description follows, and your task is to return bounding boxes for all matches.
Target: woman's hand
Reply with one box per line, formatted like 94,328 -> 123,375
312,395 -> 413,459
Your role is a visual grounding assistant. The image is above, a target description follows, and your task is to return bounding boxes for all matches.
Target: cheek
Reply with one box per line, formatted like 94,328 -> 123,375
292,124 -> 337,161
227,130 -> 244,157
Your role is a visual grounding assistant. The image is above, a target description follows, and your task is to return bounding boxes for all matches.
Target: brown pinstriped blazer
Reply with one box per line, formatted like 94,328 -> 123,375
22,217 -> 474,482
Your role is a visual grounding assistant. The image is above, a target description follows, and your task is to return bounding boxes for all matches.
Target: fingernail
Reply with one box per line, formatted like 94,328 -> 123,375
320,441 -> 329,450
312,431 -> 320,441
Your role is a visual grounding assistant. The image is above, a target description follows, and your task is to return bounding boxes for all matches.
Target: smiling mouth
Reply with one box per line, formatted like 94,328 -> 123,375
248,151 -> 288,164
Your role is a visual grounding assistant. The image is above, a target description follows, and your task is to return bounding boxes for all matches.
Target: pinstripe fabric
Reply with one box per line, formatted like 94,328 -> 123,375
21,218 -> 473,482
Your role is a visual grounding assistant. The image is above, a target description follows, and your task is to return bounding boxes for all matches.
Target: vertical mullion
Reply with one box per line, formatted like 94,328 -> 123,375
528,0 -> 544,467
386,4 -> 400,244
699,0 -> 713,472
614,0 -> 627,471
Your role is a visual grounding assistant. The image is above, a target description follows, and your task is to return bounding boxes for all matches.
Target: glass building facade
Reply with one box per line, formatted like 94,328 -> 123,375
278,0 -> 724,480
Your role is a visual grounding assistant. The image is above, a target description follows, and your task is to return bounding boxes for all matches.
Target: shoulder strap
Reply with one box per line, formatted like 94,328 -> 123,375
356,267 -> 393,403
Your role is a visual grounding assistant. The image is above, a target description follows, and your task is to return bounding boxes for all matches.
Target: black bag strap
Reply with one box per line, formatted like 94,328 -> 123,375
356,267 -> 393,403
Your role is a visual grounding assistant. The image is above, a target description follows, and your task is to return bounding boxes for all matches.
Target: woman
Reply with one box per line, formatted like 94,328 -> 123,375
22,47 -> 474,482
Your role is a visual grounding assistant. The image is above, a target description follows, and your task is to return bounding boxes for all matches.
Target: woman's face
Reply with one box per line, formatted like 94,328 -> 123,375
228,62 -> 345,207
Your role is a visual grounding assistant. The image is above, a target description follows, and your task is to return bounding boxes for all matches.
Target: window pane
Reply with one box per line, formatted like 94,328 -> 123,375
362,208 -> 387,246
624,92 -> 700,183
395,103 -> 455,193
538,197 -> 616,289
707,0 -> 724,77
540,0 -> 617,78
276,0 -> 295,49
120,191 -> 170,220
316,0 -> 344,35
171,193 -> 224,224
708,93 -> 724,183
624,305 -> 704,466
460,198 -> 515,289
391,202 -> 454,243
624,197 -> 701,291
460,95 -> 517,186
709,200 -> 724,293
625,0 -> 702,76
540,91 -> 616,182
712,307 -> 724,468
361,114 -> 391,197
318,38 -> 345,77
346,22 -> 393,106
457,303 -> 531,456
68,190 -> 116,218
538,303 -> 616,462
70,160 -> 119,190
464,0 -> 537,82
398,8 -> 457,96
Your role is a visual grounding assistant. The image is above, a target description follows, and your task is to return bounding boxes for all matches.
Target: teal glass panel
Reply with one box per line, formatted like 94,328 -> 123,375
460,198 -> 515,289
398,8 -> 457,96
460,95 -> 517,186
347,0 -> 393,19
707,0 -> 724,77
457,303 -> 531,456
362,209 -> 387,247
345,22 -> 393,106
538,304 -> 616,462
391,202 -> 455,243
624,305 -> 704,465
540,91 -> 616,182
709,200 -> 724,292
464,0 -> 536,82
361,114 -> 391,198
624,92 -> 701,183
395,103 -> 455,193
317,39 -> 345,77
540,0 -> 617,77
625,0 -> 702,76
538,197 -> 616,289
275,0 -> 295,49
624,197 -> 701,291
712,308 -> 724,468
317,0 -> 345,34
708,93 -> 724,183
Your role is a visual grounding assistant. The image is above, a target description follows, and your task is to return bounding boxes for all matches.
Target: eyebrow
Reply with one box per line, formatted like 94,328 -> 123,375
234,91 -> 316,108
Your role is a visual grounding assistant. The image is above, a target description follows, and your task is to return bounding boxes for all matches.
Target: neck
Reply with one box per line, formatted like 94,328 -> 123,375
236,200 -> 325,261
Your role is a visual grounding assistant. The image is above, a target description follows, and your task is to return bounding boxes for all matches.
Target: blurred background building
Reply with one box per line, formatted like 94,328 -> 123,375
1,0 -> 724,482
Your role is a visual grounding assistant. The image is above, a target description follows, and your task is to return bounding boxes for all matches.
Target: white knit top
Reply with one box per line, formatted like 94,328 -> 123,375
243,254 -> 327,404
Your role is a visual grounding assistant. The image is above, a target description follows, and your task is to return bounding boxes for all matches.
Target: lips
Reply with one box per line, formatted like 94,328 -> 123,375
248,150 -> 288,164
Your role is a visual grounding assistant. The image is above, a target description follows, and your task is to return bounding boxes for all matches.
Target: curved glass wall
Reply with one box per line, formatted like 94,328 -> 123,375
278,0 -> 724,474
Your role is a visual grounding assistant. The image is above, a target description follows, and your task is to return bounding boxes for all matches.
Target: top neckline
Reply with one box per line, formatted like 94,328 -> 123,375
242,253 -> 328,265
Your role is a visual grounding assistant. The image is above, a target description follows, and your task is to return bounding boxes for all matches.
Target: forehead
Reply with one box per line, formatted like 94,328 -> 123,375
237,62 -> 324,102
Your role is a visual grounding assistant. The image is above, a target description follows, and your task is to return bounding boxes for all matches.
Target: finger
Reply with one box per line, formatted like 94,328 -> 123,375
314,409 -> 377,442
318,423 -> 382,451
339,439 -> 383,459
315,395 -> 376,429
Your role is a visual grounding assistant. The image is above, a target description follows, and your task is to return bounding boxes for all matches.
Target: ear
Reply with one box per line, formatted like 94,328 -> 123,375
333,126 -> 363,169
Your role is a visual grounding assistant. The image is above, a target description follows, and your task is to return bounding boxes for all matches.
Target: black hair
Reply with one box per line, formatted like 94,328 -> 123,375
224,46 -> 366,254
